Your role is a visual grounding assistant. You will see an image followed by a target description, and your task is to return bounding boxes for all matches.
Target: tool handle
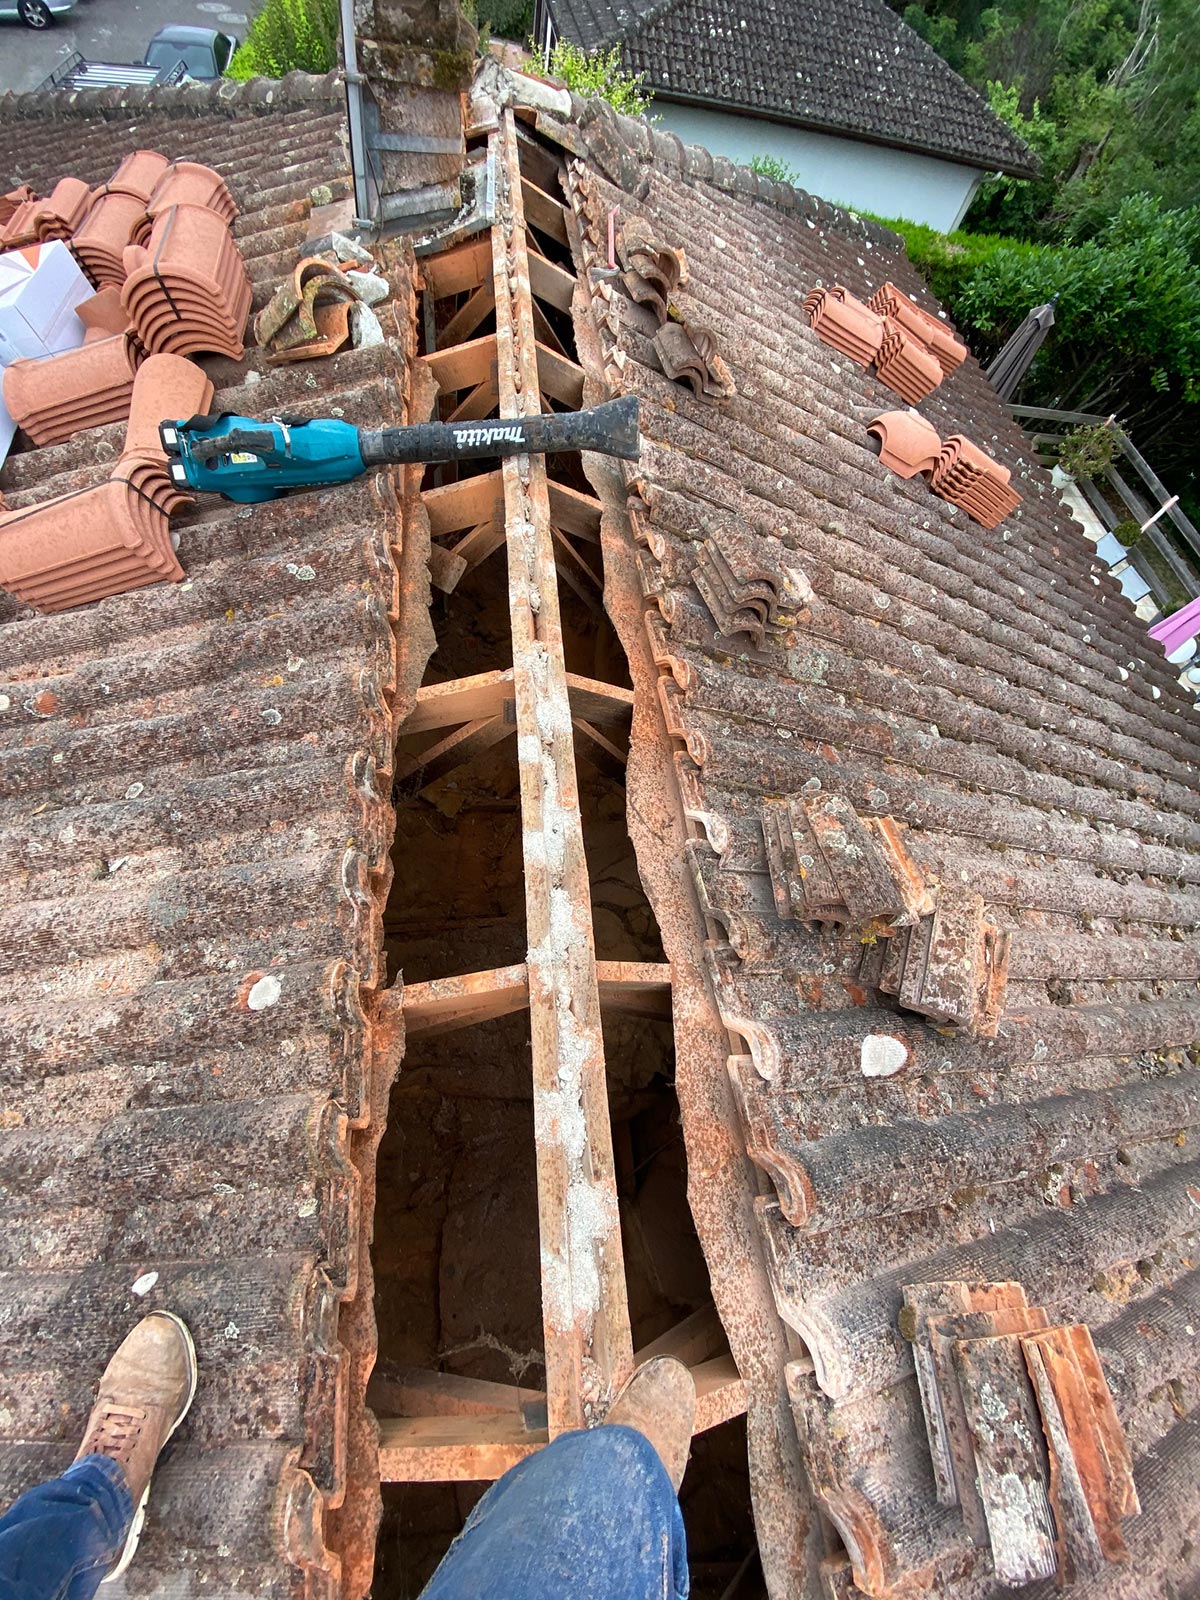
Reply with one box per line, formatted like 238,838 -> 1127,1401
188,427 -> 280,462
358,395 -> 639,466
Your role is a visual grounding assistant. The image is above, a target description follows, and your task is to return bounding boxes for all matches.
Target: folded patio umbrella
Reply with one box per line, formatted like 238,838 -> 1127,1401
986,296 -> 1057,401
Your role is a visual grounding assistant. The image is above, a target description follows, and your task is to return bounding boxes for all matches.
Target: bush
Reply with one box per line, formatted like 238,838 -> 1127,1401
472,0 -> 531,38
537,40 -> 652,118
750,154 -> 799,185
880,196 -> 1200,407
879,192 -> 1200,543
225,0 -> 339,79
1056,422 -> 1122,479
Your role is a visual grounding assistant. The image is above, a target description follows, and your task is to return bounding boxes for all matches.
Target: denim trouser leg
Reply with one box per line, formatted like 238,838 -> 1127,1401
0,1456 -> 133,1600
419,1425 -> 689,1600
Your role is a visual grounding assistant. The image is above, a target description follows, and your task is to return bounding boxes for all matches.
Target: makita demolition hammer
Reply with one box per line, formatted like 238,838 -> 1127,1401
159,395 -> 640,504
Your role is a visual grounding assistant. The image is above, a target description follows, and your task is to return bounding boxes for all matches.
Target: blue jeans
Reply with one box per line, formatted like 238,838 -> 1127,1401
0,1427 -> 686,1600
421,1425 -> 689,1600
0,1456 -> 133,1600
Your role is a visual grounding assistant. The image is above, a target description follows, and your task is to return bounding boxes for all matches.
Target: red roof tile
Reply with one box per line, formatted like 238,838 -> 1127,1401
0,74 -> 430,1600
557,108 -> 1200,1597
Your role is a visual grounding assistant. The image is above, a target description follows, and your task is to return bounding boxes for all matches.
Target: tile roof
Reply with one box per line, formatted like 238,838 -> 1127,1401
547,0 -> 1039,177
0,73 -> 433,1599
551,96 -> 1200,1596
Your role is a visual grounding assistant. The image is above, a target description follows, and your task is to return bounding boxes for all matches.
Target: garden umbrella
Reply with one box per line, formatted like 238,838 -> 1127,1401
985,294 -> 1057,400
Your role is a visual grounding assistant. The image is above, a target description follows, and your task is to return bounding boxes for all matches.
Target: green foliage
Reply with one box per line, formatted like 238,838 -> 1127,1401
1056,422 -> 1123,478
470,0 -> 531,41
885,196 -> 1200,403
750,154 -> 800,185
888,0 -> 1200,244
1111,516 -> 1143,544
879,192 -> 1200,522
225,0 -> 338,77
538,40 -> 652,117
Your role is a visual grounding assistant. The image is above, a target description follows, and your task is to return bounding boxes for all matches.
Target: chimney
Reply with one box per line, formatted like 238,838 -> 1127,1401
345,0 -> 477,231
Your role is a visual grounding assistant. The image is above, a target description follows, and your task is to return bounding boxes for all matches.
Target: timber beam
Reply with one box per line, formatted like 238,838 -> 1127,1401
404,670 -> 634,737
402,959 -> 671,1036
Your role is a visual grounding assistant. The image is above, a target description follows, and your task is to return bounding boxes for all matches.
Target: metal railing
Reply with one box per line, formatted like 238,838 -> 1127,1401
1011,403 -> 1200,611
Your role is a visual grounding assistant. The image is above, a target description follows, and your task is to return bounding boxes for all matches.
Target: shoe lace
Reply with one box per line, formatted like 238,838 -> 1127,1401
84,1405 -> 148,1464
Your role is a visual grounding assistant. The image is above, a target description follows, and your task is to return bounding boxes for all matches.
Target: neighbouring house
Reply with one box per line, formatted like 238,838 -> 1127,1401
533,0 -> 1038,228
0,45 -> 1198,1600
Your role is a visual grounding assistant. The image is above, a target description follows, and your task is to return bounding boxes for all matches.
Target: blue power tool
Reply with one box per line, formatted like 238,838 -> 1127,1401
159,396 -> 639,504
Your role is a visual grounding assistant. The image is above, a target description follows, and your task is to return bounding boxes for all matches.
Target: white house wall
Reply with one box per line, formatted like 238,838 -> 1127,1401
655,102 -> 984,231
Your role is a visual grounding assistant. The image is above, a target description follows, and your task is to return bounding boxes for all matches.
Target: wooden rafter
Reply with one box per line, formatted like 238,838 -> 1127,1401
419,332 -> 498,397
378,1416 -> 549,1483
535,341 -> 586,409
370,1365 -> 546,1422
394,715 -> 514,791
492,114 -> 633,1435
402,959 -> 670,1036
574,717 -> 628,786
521,176 -> 570,246
528,251 -> 578,315
402,963 -> 531,1037
548,479 -> 603,541
374,1305 -> 739,1483
446,377 -> 500,424
423,470 -> 505,537
405,670 -> 633,737
440,280 -> 496,348
450,518 -> 507,573
421,237 -> 491,299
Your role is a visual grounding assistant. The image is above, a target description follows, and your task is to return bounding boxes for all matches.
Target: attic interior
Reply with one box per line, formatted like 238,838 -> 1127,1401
366,127 -> 762,1598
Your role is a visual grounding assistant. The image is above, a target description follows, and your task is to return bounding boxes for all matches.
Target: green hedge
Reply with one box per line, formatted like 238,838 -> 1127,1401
879,193 -> 1200,524
880,195 -> 1200,407
225,0 -> 339,79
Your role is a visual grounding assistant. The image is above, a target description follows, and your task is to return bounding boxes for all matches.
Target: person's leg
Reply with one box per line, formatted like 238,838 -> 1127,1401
0,1311 -> 196,1600
0,1456 -> 133,1600
421,1424 -> 689,1600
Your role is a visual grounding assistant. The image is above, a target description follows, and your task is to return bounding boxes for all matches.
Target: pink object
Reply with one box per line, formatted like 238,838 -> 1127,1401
1148,595 -> 1200,657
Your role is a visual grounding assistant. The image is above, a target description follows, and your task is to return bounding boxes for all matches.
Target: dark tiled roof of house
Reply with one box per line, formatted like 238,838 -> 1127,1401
0,74 -> 433,1600
548,0 -> 1039,177
547,94 -> 1200,1597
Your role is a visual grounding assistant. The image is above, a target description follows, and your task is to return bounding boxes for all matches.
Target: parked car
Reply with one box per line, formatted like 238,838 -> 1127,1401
143,24 -> 239,79
0,0 -> 76,30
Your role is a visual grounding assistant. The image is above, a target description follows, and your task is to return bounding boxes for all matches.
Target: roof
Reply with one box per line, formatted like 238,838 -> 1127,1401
0,71 -> 433,1600
536,88 -> 1200,1597
546,0 -> 1039,177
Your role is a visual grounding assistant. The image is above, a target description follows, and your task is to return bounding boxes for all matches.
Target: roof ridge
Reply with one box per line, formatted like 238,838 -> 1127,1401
0,67 -> 344,125
480,66 -> 904,251
568,94 -> 906,252
556,0 -> 1038,179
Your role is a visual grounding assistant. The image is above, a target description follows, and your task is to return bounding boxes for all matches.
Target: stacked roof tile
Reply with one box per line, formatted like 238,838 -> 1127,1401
0,176 -> 91,246
868,409 -> 1023,528
0,73 -> 428,1600
0,353 -> 211,609
3,331 -> 142,446
556,95 -> 1200,1598
121,201 -> 251,359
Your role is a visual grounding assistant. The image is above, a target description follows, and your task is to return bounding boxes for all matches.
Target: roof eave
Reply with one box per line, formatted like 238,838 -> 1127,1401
644,86 -> 1040,180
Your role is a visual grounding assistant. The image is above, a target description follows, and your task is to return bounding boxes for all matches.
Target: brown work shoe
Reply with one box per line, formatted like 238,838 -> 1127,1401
603,1356 -> 696,1491
74,1311 -> 198,1583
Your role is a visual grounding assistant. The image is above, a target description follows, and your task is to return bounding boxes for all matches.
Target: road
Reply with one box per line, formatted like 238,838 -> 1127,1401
0,0 -> 249,95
